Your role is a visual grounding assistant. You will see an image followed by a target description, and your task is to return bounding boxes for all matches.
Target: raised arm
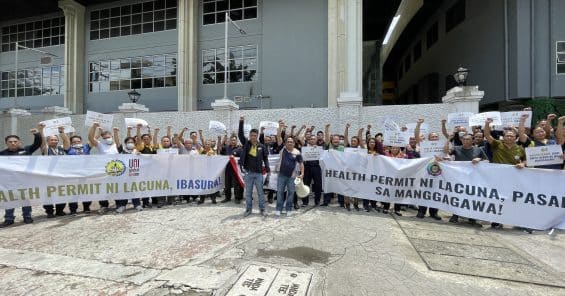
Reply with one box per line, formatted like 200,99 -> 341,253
259,127 -> 265,144
518,113 -> 530,143
113,127 -> 121,150
166,125 -> 172,140
152,127 -> 159,147
40,126 -> 47,155
443,139 -> 452,155
59,126 -> 70,151
135,124 -> 143,149
198,129 -> 205,147
441,119 -> 450,139
557,116 -> 565,145
295,124 -> 305,138
483,119 -> 495,144
414,118 -> 424,144
366,124 -> 372,142
324,124 -> 330,145
88,123 -> 99,147
178,127 -> 188,143
344,123 -> 351,146
276,121 -> 284,146
357,127 -> 364,146
27,124 -> 44,155
238,116 -> 247,146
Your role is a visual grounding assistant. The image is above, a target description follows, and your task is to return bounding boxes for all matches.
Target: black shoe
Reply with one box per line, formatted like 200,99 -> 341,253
212,198 -> 217,204
382,209 -> 389,214
346,204 -> 351,211
220,198 -> 231,203
416,212 -> 424,219
364,207 -> 371,212
294,204 -> 300,210
267,198 -> 273,204
320,203 -> 329,207
491,223 -> 503,229
70,210 -> 77,216
235,199 -> 242,204
449,216 -> 458,223
47,213 -> 56,218
55,211 -> 66,217
469,221 -> 483,228
0,220 -> 14,228
353,204 -> 359,211
430,215 -> 442,221
83,207 -> 91,213
394,211 -> 402,216
23,217 -> 33,224
197,200 -> 204,205
143,204 -> 152,208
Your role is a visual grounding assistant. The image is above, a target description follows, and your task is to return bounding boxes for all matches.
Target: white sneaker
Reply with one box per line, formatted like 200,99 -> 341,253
98,207 -> 109,214
115,206 -> 125,214
135,205 -> 143,211
287,211 -> 294,217
274,211 -> 281,216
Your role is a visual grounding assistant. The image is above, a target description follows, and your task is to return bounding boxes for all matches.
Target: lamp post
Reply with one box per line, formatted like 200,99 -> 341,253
453,66 -> 469,86
222,12 -> 247,101
128,89 -> 141,103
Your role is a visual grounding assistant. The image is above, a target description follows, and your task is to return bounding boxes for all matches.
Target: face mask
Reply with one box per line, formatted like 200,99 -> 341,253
126,143 -> 135,150
104,138 -> 114,145
72,144 -> 83,149
458,131 -> 466,137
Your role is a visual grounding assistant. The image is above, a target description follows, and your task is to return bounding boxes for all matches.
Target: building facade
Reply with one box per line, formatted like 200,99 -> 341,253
384,0 -> 565,107
0,0 -> 365,114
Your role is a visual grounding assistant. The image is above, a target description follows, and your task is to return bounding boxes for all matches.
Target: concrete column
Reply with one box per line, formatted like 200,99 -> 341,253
177,0 -> 198,111
337,0 -> 363,107
58,0 -> 85,114
442,86 -> 484,113
3,108 -> 31,135
327,0 -> 340,107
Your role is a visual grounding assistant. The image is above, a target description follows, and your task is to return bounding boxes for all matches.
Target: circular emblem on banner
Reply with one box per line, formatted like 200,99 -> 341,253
105,160 -> 126,177
426,162 -> 442,176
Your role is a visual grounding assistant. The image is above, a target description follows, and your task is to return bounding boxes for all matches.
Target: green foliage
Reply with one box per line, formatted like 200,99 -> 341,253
523,98 -> 565,124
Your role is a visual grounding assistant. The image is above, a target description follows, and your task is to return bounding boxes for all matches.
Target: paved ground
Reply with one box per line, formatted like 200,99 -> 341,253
0,197 -> 563,296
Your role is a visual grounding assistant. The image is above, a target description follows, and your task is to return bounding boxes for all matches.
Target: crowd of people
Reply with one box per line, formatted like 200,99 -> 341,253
1,109 -> 564,232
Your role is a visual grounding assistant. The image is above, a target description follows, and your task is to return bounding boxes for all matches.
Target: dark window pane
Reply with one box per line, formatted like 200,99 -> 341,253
165,76 -> 176,86
243,7 -> 257,19
51,36 -> 60,45
132,24 -> 142,34
25,31 -> 34,39
131,57 -> 142,68
216,12 -> 226,23
60,36 -> 65,44
155,10 -> 165,21
231,0 -> 243,9
154,77 -> 164,87
143,12 -> 153,22
166,0 -> 177,8
230,10 -> 242,21
558,64 -> 565,74
165,20 -> 176,30
34,39 -> 42,47
143,23 -> 153,33
100,9 -> 110,18
110,81 -> 120,90
25,88 -> 32,96
110,17 -> 120,27
155,0 -> 166,10
121,15 -> 131,25
26,22 -> 34,30
557,42 -> 565,52
217,0 -> 228,11
91,20 -> 99,30
216,72 -> 225,83
100,29 -> 110,39
154,21 -> 165,31
204,13 -> 216,25
51,27 -> 59,35
91,10 -> 100,20
132,14 -> 142,24
100,19 -> 109,28
111,7 -> 120,17
34,30 -> 42,39
142,78 -> 153,88
119,80 -> 130,90
110,28 -> 120,37
203,2 -> 215,13
131,68 -> 141,78
132,4 -> 142,13
42,29 -> 49,37
143,1 -> 154,11
42,38 -> 51,47
244,0 -> 257,6
121,26 -> 131,36
1,27 -> 8,34
131,79 -> 141,89
166,8 -> 176,19
121,5 -> 131,15
9,25 -> 16,33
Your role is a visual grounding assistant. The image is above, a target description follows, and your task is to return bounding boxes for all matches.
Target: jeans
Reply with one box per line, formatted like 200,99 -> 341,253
116,198 -> 141,207
303,165 -> 322,205
277,174 -> 296,212
5,207 -> 32,221
244,172 -> 266,211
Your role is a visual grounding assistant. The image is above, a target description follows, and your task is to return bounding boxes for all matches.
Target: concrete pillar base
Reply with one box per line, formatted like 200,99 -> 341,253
118,103 -> 150,113
442,86 -> 484,113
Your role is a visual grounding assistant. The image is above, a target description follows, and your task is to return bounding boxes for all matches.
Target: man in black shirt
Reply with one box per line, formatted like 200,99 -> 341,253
238,117 -> 270,217
220,135 -> 244,203
0,123 -> 44,227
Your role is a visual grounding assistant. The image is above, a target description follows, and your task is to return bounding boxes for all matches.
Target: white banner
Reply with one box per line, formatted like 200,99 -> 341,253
496,111 -> 532,130
0,155 -> 228,209
259,121 -> 279,136
85,111 -> 114,131
344,147 -> 368,155
125,118 -> 148,128
405,123 -> 429,137
468,111 -> 502,127
383,131 -> 409,147
420,140 -> 446,158
41,117 -> 75,137
382,118 -> 400,132
320,151 -> 565,230
525,145 -> 564,167
447,112 -> 474,128
209,120 -> 227,134
301,146 -> 323,161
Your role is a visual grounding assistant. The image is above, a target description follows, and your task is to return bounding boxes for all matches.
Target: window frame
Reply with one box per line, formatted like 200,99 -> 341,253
201,44 -> 258,85
0,16 -> 65,53
202,0 -> 258,26
557,41 -> 565,75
